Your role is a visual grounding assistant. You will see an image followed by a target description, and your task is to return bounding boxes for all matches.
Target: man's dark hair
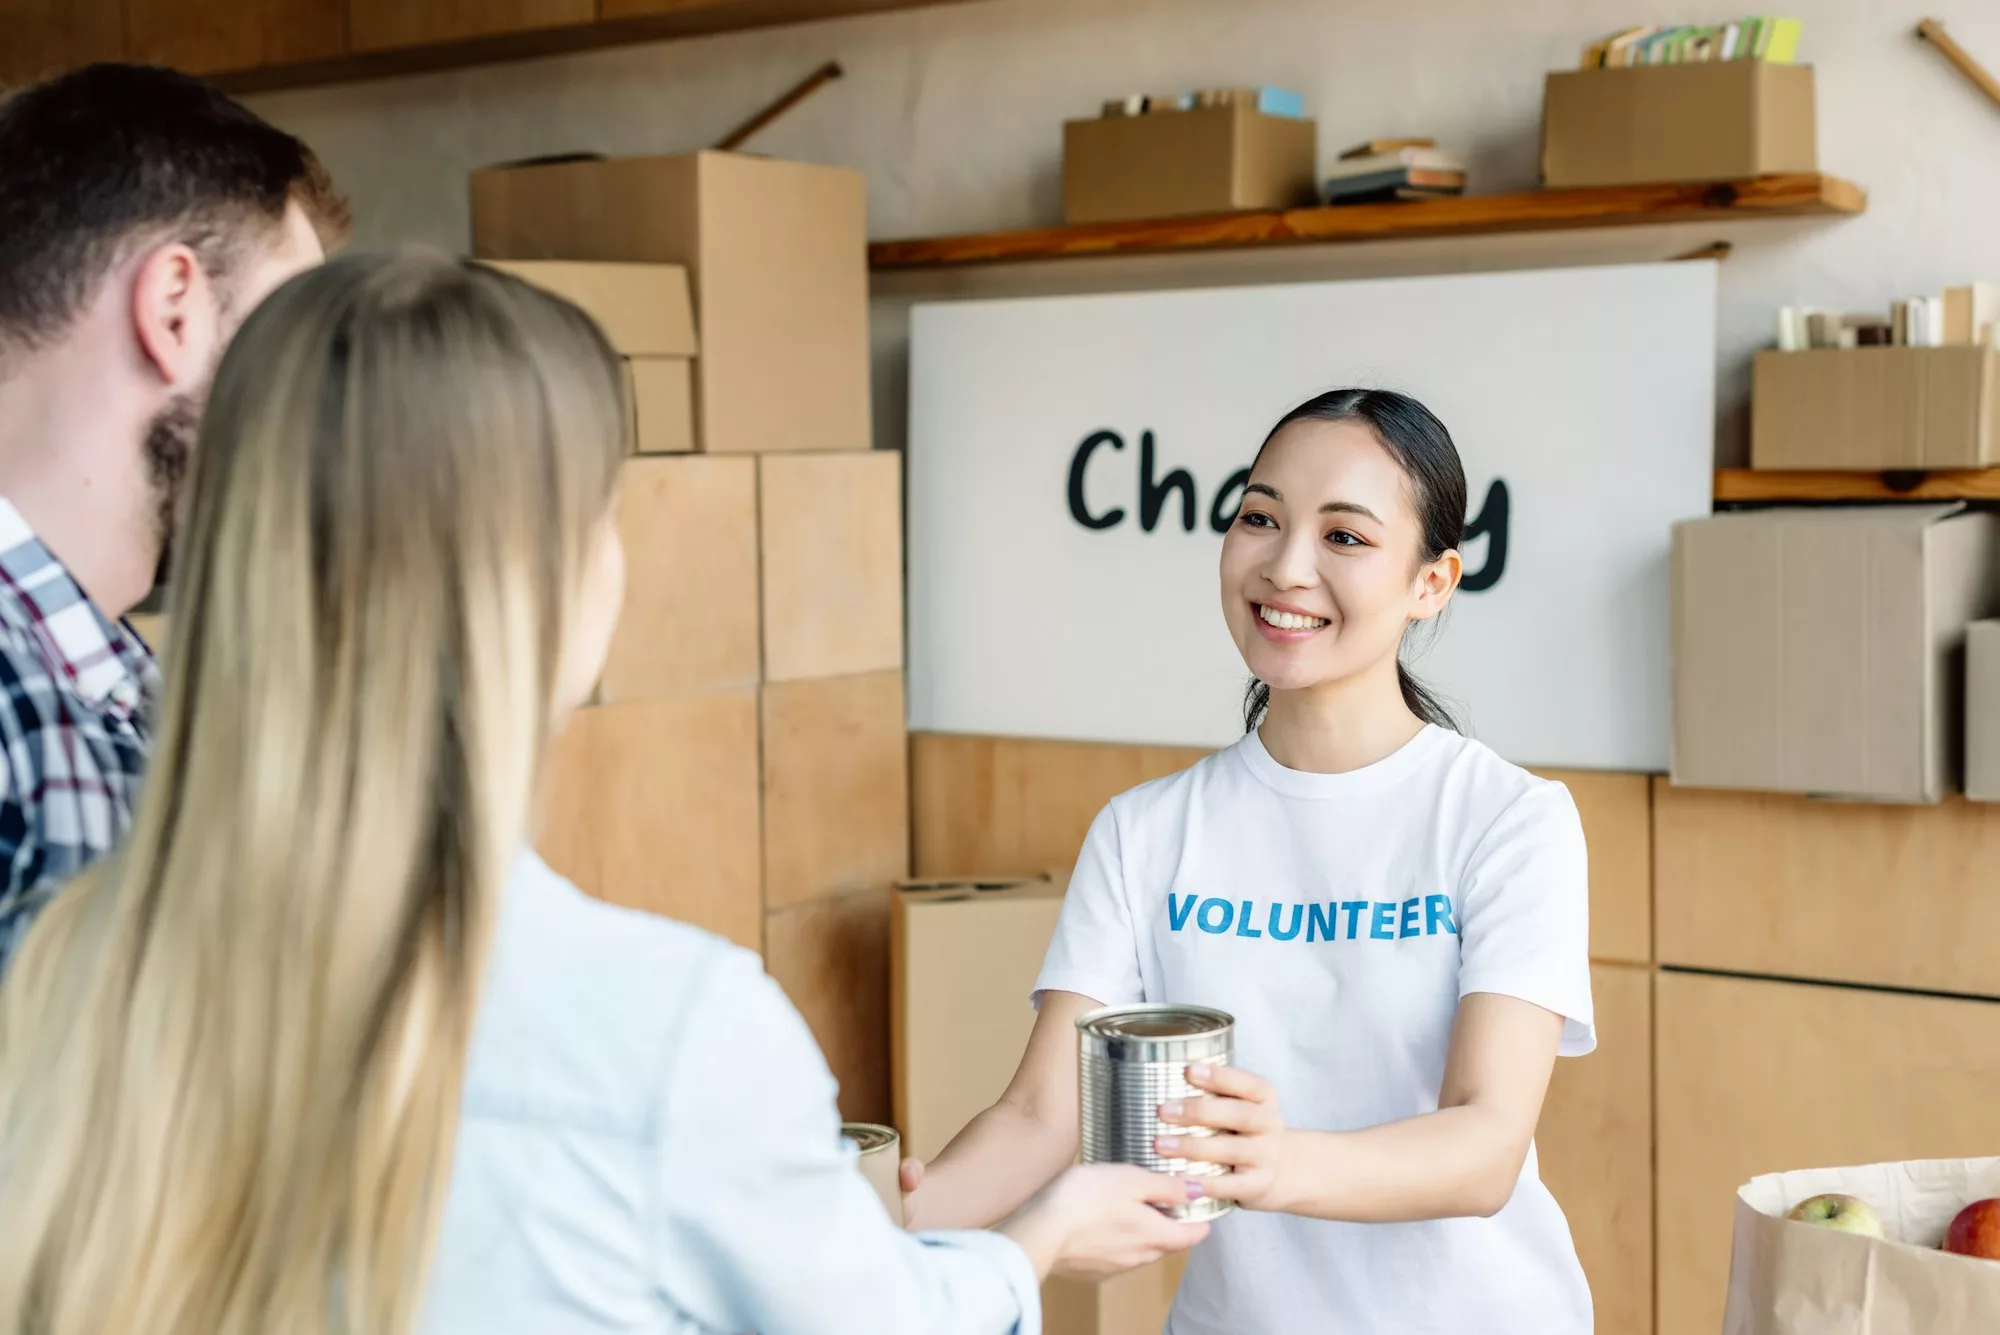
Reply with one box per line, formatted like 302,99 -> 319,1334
0,63 -> 350,354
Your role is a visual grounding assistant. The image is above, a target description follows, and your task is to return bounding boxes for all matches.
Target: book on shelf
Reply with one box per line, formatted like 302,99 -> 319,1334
1322,167 -> 1466,204
1581,16 -> 1802,69
1337,137 -> 1436,159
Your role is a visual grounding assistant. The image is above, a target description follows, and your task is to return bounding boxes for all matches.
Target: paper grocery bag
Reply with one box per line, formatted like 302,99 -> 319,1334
1724,1157 -> 2000,1334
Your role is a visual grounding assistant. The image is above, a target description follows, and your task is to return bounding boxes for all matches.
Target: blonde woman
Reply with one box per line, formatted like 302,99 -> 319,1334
0,251 -> 1204,1335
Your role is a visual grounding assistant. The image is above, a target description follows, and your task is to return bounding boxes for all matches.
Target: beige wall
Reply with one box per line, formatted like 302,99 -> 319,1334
248,0 -> 2000,464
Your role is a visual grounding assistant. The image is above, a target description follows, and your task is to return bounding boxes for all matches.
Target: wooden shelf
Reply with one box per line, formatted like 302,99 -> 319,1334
1714,468 -> 2000,503
867,174 -> 1865,270
203,0 -> 975,95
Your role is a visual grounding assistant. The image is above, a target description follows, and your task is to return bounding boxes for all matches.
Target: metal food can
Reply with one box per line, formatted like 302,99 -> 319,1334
841,1122 -> 905,1227
1077,1003 -> 1235,1222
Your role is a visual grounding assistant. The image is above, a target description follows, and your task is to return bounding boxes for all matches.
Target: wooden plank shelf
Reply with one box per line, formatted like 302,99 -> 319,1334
867,173 -> 1866,270
1714,468 -> 2000,504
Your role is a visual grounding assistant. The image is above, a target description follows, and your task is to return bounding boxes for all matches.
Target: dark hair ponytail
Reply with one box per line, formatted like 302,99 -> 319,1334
1240,388 -> 1466,734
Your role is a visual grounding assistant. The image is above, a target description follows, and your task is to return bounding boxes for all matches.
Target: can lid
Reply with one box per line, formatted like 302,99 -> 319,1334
1077,1003 -> 1233,1042
841,1122 -> 899,1153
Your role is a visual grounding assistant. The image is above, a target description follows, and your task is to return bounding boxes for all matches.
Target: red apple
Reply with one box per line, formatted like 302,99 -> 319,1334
1944,1199 -> 2000,1260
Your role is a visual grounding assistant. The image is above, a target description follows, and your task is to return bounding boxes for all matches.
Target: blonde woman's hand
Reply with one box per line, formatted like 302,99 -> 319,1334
1000,1163 -> 1209,1281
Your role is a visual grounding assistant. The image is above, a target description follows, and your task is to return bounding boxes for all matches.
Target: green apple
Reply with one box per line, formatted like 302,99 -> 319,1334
1787,1193 -> 1886,1239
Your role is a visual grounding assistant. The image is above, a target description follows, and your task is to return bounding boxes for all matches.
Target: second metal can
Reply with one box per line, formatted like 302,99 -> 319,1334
1077,1002 -> 1235,1222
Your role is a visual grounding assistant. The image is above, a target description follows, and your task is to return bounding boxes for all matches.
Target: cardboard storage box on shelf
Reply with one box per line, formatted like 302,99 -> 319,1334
1541,60 -> 1816,188
891,874 -> 1183,1335
1722,1157 -> 2000,1334
482,260 -> 697,455
471,151 -> 869,455
1752,348 -> 2000,470
1062,103 -> 1317,225
1670,505 -> 2000,803
1970,620 -> 2000,801
759,451 -> 903,683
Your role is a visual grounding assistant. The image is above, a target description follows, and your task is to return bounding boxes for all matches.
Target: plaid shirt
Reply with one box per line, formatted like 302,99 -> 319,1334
0,498 -> 159,970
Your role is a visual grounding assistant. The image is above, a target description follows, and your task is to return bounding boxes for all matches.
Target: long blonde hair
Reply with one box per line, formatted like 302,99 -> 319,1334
0,250 -> 627,1335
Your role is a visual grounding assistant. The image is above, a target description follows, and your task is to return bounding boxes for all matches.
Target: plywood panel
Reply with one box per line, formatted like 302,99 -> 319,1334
0,0 -> 122,86
760,452 -> 902,682
762,671 -> 909,909
1655,781 -> 2000,995
1538,963 -> 1652,1335
537,692 -> 761,951
909,732 -> 1210,877
1538,768 -> 1652,965
126,0 -> 341,74
598,456 -> 760,704
347,0 -> 591,52
1656,971 -> 2000,1335
765,887 -> 891,1125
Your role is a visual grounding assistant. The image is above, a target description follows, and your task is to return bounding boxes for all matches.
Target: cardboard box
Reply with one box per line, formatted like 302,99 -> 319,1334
538,692 -> 762,950
1752,348 -> 2000,470
1656,971 -> 2000,1335
596,457 -> 759,705
1062,104 -> 1317,225
487,260 -> 698,455
471,152 -> 870,455
765,886 -> 893,1125
1541,61 -> 1816,189
1656,780 -> 2000,996
759,451 -> 903,682
1969,620 -> 2000,801
762,671 -> 909,910
1671,506 -> 2000,802
1722,1157 -> 2000,1334
1537,964 -> 1653,1335
891,872 -> 1182,1335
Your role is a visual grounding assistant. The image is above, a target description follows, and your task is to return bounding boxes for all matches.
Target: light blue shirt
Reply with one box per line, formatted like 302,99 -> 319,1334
421,851 -> 1041,1334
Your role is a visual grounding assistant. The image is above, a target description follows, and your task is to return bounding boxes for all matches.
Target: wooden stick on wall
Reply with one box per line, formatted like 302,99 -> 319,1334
715,60 -> 845,152
1918,18 -> 2000,114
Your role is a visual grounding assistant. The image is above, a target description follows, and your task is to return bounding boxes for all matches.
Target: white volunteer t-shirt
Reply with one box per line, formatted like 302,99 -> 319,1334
1035,724 -> 1594,1335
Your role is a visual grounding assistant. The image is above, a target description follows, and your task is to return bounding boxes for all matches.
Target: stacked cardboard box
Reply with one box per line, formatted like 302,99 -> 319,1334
478,152 -> 909,1125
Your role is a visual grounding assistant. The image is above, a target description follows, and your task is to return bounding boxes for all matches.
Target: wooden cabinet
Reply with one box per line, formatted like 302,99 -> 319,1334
125,0 -> 341,75
1655,970 -> 2000,1335
1546,769 -> 1652,965
0,0 -> 122,87
347,0 -> 592,52
1655,781 -> 2000,996
1539,963 -> 1653,1335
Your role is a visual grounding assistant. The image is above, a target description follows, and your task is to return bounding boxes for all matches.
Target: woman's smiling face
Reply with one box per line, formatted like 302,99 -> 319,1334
1219,417 -> 1457,694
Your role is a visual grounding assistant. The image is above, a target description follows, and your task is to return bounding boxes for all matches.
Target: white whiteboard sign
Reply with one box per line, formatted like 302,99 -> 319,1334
906,263 -> 1715,771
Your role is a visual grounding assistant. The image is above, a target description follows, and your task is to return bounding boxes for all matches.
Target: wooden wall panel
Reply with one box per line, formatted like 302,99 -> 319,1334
1656,970 -> 2000,1335
766,887 -> 892,1125
1655,781 -> 2000,995
1541,768 -> 1652,964
0,0 -> 122,87
1538,963 -> 1653,1335
909,732 -> 1209,877
347,0 -> 591,53
126,0 -> 341,75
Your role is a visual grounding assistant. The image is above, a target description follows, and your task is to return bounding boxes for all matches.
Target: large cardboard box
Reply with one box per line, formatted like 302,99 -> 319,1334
762,671 -> 909,909
1062,104 -> 1317,225
759,451 -> 903,682
1541,61 -> 1816,189
482,259 -> 698,455
765,885 -> 893,1125
597,456 -> 760,705
1655,781 -> 2000,996
1656,971 -> 2000,1335
1752,348 -> 2000,471
1969,620 -> 2000,801
891,873 -> 1181,1335
1671,506 -> 2000,802
538,692 -> 762,950
471,151 -> 870,455
1538,964 -> 1654,1335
